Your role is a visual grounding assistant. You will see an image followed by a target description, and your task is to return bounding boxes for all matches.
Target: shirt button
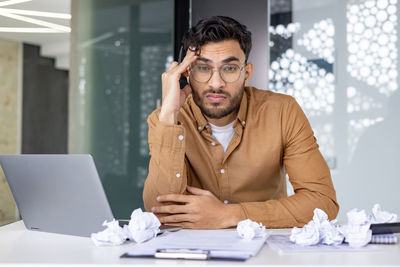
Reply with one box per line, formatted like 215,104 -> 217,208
242,121 -> 246,125
176,173 -> 181,178
224,200 -> 229,204
211,142 -> 216,146
178,135 -> 184,141
198,126 -> 202,131
205,125 -> 209,129
220,169 -> 225,174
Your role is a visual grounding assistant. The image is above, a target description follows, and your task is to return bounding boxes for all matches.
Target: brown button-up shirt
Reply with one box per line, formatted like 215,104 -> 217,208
143,86 -> 339,228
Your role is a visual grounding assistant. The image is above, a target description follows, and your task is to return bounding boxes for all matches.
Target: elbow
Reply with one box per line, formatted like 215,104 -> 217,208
142,181 -> 158,212
325,196 -> 340,221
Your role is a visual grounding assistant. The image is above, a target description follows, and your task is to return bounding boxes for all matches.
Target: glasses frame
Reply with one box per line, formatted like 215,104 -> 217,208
189,63 -> 246,83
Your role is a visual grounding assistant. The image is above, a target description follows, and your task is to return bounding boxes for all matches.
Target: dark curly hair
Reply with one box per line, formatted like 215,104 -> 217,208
182,16 -> 252,63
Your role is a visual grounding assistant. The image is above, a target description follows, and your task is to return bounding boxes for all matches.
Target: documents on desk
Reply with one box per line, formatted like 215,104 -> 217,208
122,229 -> 268,260
267,233 -> 381,254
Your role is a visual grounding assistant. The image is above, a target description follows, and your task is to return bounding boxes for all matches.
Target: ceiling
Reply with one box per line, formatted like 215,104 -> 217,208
0,0 -> 71,69
0,0 -> 70,45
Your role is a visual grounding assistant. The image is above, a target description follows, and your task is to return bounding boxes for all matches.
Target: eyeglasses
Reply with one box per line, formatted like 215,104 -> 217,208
190,63 -> 245,83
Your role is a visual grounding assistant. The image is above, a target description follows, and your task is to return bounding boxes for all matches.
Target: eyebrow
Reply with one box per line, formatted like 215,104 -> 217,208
197,56 -> 241,64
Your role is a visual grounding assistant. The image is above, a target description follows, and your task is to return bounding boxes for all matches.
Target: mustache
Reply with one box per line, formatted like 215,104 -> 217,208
202,89 -> 231,97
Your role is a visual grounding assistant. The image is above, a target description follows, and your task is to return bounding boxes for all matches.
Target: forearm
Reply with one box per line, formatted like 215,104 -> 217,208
143,155 -> 188,211
240,189 -> 339,228
143,111 -> 188,211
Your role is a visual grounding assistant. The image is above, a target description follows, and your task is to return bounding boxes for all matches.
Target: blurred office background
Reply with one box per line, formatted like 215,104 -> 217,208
0,0 -> 398,226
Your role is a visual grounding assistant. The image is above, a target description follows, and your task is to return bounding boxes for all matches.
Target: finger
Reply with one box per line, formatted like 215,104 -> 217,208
186,185 -> 210,196
157,194 -> 192,203
161,222 -> 194,229
174,50 -> 197,73
151,204 -> 188,214
159,214 -> 194,224
167,61 -> 178,72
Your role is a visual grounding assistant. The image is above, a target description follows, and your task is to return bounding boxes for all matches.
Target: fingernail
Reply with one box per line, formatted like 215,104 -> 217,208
157,196 -> 161,201
151,207 -> 156,212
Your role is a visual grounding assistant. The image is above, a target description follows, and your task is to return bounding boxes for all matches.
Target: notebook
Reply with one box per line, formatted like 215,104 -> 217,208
0,154 -> 115,237
370,234 -> 398,244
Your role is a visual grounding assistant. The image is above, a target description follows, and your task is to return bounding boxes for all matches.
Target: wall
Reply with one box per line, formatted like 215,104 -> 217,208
0,38 -> 20,226
22,44 -> 68,154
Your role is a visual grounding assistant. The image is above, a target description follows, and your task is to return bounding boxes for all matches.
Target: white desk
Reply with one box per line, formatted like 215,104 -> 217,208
1,220 -> 400,266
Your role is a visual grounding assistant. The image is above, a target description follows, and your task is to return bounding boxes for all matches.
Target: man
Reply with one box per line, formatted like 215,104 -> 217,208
143,16 -> 339,229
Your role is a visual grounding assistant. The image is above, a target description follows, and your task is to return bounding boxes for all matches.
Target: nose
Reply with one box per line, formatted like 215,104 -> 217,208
207,69 -> 225,89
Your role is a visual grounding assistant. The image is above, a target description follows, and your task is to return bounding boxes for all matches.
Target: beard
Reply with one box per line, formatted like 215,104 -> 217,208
191,81 -> 245,119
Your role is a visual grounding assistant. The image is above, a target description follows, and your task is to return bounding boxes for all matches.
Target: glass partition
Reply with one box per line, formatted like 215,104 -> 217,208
70,0 -> 174,219
269,0 -> 400,219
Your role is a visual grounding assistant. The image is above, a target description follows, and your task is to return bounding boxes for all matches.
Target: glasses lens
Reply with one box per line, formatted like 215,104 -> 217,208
191,64 -> 212,82
220,64 -> 241,83
191,64 -> 243,83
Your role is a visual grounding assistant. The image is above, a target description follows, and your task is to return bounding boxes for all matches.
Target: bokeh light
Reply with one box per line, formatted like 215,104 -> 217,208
297,19 -> 335,64
347,0 -> 398,96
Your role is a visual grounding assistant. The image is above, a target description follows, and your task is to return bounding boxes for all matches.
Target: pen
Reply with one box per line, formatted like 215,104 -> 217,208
155,248 -> 209,260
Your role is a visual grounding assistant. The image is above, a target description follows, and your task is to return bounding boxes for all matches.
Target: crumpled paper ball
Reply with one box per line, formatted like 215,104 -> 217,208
290,205 -> 398,248
290,208 -> 344,246
127,208 -> 161,243
290,220 -> 320,246
319,219 -> 344,246
91,208 -> 160,246
370,204 -> 398,224
236,219 -> 266,241
340,208 -> 372,248
91,219 -> 128,246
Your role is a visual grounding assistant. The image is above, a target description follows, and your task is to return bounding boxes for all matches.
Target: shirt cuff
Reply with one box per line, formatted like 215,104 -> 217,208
154,120 -> 185,151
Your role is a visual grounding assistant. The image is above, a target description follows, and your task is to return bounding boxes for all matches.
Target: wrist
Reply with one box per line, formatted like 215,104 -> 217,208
224,204 -> 246,228
159,108 -> 178,125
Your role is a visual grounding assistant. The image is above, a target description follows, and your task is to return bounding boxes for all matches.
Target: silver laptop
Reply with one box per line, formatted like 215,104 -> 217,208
0,154 -> 115,237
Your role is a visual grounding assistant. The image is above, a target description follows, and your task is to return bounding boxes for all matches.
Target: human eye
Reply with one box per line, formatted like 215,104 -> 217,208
195,64 -> 211,72
222,64 -> 239,73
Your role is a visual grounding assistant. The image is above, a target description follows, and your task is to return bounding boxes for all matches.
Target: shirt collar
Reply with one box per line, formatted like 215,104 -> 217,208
188,87 -> 249,131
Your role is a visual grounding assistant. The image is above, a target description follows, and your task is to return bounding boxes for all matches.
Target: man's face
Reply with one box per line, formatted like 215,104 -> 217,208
188,40 -> 252,120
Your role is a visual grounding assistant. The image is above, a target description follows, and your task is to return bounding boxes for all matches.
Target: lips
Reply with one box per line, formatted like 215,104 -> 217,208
206,93 -> 226,103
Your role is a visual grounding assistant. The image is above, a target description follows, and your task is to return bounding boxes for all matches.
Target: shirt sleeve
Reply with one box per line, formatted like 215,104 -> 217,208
142,109 -> 188,211
239,97 -> 339,228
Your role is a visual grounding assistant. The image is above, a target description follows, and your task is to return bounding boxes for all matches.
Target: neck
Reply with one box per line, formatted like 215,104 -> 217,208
206,111 -> 238,127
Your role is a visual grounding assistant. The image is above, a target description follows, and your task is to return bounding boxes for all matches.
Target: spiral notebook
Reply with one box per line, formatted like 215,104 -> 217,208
370,234 -> 398,244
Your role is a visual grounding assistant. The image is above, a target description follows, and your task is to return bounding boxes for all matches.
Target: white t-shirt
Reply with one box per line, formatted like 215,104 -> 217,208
209,121 -> 236,153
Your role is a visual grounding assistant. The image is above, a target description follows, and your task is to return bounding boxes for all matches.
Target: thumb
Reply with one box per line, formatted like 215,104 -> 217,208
186,185 -> 209,196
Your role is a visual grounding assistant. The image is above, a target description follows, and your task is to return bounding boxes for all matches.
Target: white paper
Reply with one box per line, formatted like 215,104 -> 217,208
290,221 -> 320,246
91,208 -> 160,246
125,229 -> 267,258
91,219 -> 128,246
267,234 -> 380,253
128,208 -> 161,243
237,219 -> 267,241
370,204 -> 398,224
289,208 -> 343,246
319,220 -> 344,246
341,208 -> 372,248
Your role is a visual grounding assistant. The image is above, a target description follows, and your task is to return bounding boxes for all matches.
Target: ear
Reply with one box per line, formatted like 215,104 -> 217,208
244,62 -> 254,86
